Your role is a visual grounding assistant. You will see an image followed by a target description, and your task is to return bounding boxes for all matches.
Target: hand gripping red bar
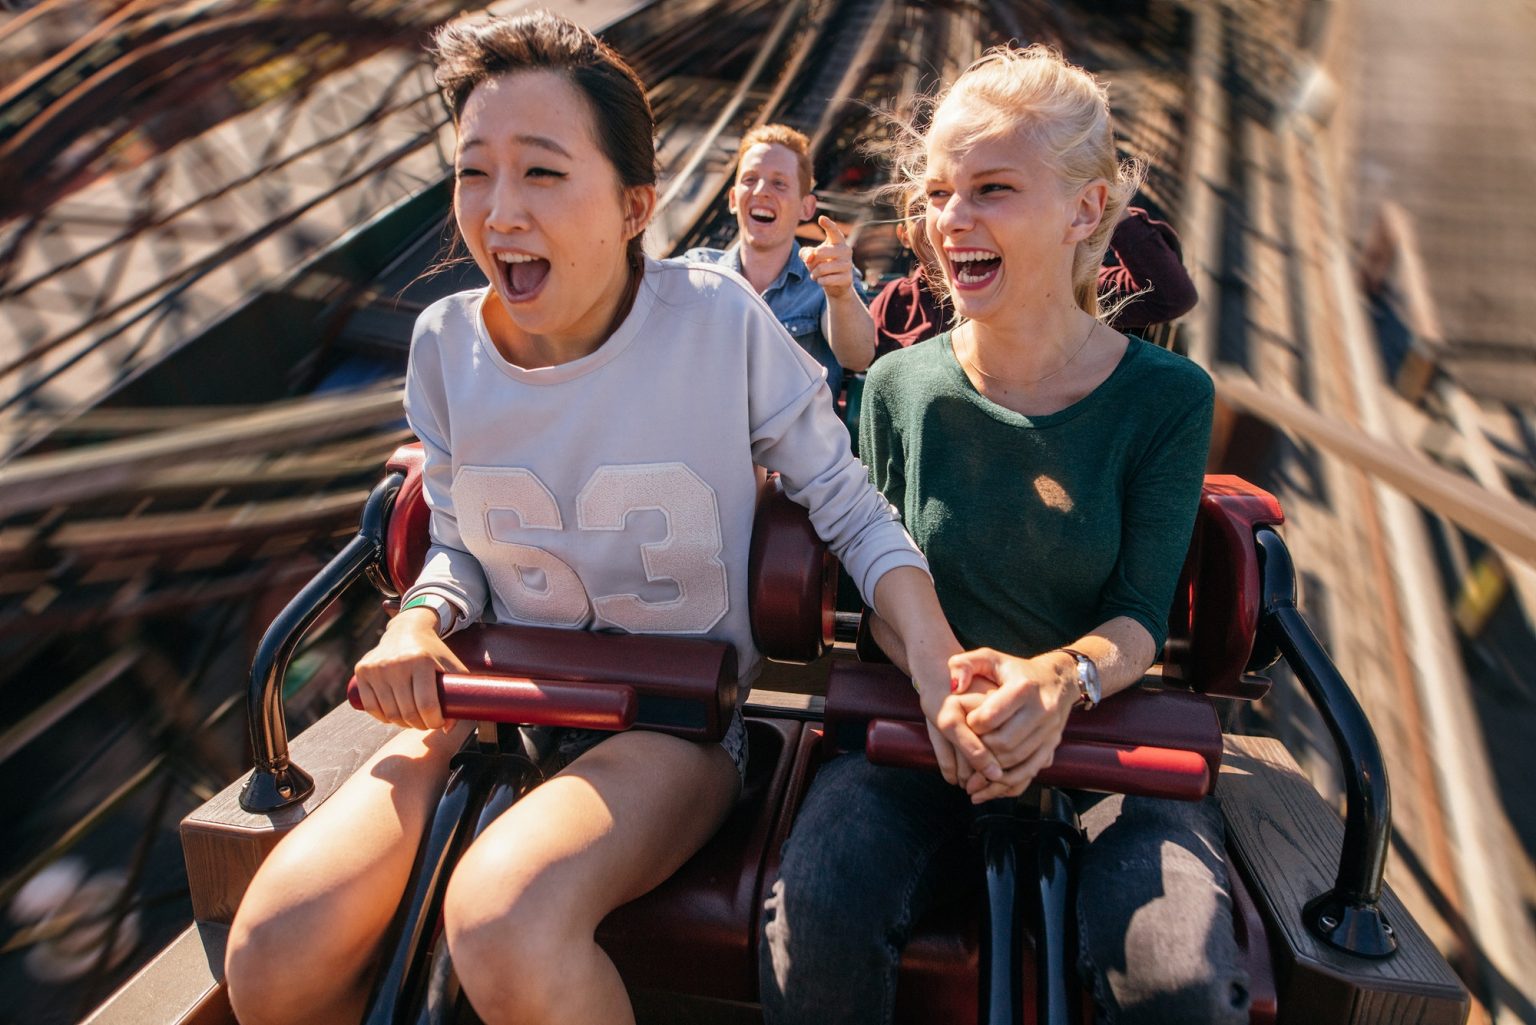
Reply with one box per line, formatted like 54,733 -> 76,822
864,720 -> 1212,802
348,673 -> 638,731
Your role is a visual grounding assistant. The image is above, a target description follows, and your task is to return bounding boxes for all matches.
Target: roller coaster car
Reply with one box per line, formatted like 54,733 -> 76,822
93,444 -> 1469,1025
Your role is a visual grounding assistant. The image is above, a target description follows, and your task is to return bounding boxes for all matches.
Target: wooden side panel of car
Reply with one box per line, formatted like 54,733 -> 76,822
180,705 -> 400,924
1218,735 -> 1469,1025
80,923 -> 234,1025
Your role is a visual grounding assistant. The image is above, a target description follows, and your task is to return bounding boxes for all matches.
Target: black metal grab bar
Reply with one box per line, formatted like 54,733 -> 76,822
239,470 -> 405,813
1255,527 -> 1396,957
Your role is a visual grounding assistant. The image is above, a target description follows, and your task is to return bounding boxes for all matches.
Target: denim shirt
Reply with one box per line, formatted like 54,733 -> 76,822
683,244 -> 869,399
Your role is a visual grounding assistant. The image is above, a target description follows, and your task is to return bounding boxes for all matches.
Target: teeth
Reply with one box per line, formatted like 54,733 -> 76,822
496,252 -> 538,263
948,250 -> 999,264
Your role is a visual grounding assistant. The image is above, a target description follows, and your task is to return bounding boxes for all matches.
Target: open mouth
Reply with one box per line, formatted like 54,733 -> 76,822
748,208 -> 777,225
496,252 -> 551,302
948,249 -> 1002,289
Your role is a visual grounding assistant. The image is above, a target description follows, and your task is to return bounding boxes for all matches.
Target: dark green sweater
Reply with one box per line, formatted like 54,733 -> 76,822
859,331 -> 1213,655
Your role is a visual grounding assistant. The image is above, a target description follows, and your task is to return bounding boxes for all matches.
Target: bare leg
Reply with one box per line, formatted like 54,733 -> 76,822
225,723 -> 471,1025
445,730 -> 740,1025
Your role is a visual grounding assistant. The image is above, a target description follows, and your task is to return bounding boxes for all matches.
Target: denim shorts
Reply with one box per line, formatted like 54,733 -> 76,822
541,708 -> 748,786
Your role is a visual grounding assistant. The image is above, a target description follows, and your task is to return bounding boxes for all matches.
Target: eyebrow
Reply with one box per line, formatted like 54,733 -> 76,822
459,134 -> 574,159
927,167 -> 1018,181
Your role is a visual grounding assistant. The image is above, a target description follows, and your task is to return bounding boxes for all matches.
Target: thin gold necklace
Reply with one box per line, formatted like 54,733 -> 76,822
959,318 -> 1098,389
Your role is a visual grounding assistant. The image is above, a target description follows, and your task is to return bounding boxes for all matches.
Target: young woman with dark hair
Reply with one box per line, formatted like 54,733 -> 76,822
223,12 -> 979,1025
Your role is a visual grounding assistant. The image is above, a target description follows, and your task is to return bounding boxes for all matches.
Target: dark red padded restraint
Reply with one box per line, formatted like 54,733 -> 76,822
348,622 -> 736,739
748,473 -> 836,661
348,673 -> 637,730
824,661 -> 1223,801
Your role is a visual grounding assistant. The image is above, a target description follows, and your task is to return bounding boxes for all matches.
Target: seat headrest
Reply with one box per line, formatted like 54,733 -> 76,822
383,443 -> 430,596
1162,475 -> 1284,696
748,474 -> 835,662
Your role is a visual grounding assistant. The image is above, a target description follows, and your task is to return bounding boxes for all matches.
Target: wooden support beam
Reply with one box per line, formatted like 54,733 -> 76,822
1215,372 -> 1536,569
1177,0 -> 1226,369
0,384 -> 403,519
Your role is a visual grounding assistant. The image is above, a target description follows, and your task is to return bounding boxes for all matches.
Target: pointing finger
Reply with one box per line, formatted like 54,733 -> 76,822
817,215 -> 847,247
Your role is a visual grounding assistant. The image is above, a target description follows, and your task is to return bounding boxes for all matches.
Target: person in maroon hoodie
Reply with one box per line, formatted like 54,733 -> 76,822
870,203 -> 1197,357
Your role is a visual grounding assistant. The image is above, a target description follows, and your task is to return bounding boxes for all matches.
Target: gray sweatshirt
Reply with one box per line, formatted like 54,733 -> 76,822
402,257 -> 928,679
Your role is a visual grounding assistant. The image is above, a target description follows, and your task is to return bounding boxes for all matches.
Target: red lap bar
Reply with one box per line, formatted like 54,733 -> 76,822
864,720 -> 1212,801
348,674 -> 638,731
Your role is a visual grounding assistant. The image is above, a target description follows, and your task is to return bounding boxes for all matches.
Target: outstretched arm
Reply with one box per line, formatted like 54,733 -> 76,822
803,215 -> 876,371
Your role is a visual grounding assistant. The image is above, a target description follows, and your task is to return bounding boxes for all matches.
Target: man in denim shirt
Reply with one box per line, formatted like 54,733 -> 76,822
684,125 -> 875,400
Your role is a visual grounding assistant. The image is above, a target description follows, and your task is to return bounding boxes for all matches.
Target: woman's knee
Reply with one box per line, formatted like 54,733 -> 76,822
1078,881 -> 1249,1025
225,919 -> 287,1025
760,862 -> 901,1014
1077,795 -> 1247,1025
763,848 -> 929,1025
225,819 -> 402,1021
226,898 -> 360,1025
442,850 -> 575,1020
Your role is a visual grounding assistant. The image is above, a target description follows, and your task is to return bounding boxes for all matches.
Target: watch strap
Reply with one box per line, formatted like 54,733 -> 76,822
1059,647 -> 1100,710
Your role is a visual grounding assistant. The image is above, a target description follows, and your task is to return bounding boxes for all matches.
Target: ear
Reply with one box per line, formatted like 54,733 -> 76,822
623,184 -> 658,242
727,183 -> 740,215
1065,180 -> 1109,244
799,191 -> 818,224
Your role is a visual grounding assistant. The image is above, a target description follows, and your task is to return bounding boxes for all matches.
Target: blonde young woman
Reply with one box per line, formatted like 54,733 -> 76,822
762,47 -> 1247,1025
222,12 -> 988,1025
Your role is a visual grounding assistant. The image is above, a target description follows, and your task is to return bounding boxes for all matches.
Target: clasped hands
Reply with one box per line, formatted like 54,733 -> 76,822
917,647 -> 1079,804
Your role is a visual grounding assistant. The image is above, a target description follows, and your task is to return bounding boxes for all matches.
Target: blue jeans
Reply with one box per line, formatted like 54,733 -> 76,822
760,753 -> 1251,1025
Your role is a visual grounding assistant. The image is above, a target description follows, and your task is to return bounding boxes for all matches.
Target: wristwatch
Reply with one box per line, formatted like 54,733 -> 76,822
400,593 -> 458,637
1060,648 -> 1101,711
